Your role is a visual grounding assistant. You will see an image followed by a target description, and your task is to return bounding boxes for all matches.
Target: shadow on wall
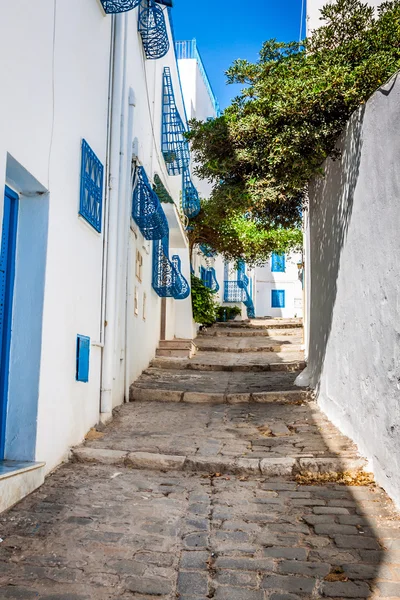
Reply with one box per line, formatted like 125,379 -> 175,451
307,106 -> 365,389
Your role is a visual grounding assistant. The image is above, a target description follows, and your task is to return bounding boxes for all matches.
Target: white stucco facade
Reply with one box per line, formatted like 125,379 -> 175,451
255,253 -> 303,319
0,0 -> 194,507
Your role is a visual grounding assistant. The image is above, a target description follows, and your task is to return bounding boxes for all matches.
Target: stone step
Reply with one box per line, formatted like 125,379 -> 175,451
156,339 -> 197,359
196,343 -> 303,354
0,461 -> 45,513
201,327 -> 301,338
72,447 -> 367,478
215,319 -> 303,330
130,385 -> 311,405
151,356 -> 306,373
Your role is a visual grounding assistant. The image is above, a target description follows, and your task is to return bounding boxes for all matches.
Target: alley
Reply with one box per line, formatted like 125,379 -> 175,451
1,320 -> 400,599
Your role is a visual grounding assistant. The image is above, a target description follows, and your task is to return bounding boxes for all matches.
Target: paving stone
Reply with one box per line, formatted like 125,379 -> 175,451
270,595 -> 301,600
334,534 -> 381,550
126,575 -> 173,595
215,558 -> 274,572
214,588 -> 264,600
375,581 -> 400,597
262,547 -> 308,560
278,559 -> 331,577
261,574 -> 316,594
215,569 -> 258,587
0,590 -> 40,599
177,571 -> 209,596
321,580 -> 371,597
314,523 -> 359,535
180,551 -> 209,570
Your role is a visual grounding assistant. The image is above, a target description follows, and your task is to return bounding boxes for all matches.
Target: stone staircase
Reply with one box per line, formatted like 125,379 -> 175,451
73,318 -> 367,479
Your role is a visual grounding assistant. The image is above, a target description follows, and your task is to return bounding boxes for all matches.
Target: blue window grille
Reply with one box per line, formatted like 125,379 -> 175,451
76,335 -> 90,383
162,67 -> 190,175
271,252 -> 285,272
182,169 -> 200,219
199,243 -> 216,258
100,0 -> 140,13
223,261 -> 255,318
132,166 -> 169,240
152,236 -> 190,299
224,281 -> 246,303
272,290 -> 285,309
79,140 -> 104,233
201,267 -> 219,293
138,0 -> 170,60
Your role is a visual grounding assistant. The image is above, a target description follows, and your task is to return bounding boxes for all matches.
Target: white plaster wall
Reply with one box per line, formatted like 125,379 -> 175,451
307,0 -> 384,33
305,72 -> 400,507
255,253 -> 303,318
0,1 -> 111,473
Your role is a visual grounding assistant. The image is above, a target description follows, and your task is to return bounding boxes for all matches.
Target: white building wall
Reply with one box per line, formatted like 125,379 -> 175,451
307,0 -> 384,33
255,253 -> 303,319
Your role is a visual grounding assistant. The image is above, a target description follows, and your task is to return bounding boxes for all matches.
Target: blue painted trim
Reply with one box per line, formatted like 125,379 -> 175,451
79,139 -> 104,233
0,187 -> 19,459
76,335 -> 90,383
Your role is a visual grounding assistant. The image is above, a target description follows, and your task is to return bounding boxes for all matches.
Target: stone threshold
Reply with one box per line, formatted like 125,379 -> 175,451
72,447 -> 367,478
0,461 -> 45,514
150,357 -> 306,373
130,387 -> 312,404
197,344 -> 303,353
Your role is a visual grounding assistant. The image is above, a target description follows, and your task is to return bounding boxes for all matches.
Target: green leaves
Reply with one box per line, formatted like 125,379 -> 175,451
187,0 -> 400,263
191,275 -> 219,326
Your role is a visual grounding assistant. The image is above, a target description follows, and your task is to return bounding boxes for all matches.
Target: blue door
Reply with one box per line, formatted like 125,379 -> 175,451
0,187 -> 19,459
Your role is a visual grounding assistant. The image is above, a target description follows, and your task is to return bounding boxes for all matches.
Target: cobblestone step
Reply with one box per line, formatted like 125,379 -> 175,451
130,386 -> 310,404
216,318 -> 303,330
202,327 -> 301,338
72,446 -> 367,477
151,356 -> 306,373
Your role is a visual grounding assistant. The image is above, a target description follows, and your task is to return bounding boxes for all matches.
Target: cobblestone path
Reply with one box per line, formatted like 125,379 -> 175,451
1,320 -> 400,599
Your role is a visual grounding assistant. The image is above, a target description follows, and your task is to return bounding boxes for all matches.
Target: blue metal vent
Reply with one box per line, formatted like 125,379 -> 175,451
139,0 -> 170,60
132,166 -> 169,240
182,168 -> 200,218
152,236 -> 190,299
79,140 -> 104,233
271,252 -> 285,272
100,0 -> 140,14
162,67 -> 190,175
272,289 -> 285,309
76,335 -> 90,383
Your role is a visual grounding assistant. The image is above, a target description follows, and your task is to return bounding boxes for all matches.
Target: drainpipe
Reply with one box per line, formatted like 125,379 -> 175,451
124,88 -> 136,403
100,13 -> 126,420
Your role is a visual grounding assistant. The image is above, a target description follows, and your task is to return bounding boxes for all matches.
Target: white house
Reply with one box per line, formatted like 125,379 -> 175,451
255,252 -> 303,319
0,0 -> 196,513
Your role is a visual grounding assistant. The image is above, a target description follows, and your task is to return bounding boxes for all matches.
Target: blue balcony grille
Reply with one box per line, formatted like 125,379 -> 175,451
182,169 -> 200,218
79,139 -> 104,233
138,0 -> 170,60
100,0 -> 140,13
171,255 -> 190,299
175,40 -> 221,117
199,244 -> 216,258
162,67 -> 190,175
132,166 -> 169,240
271,252 -> 285,272
224,281 -> 246,303
152,236 -> 190,299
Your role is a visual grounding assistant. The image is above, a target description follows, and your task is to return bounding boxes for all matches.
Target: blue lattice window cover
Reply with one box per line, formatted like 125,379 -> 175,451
182,169 -> 200,219
271,252 -> 285,272
79,140 -> 104,233
152,236 -> 190,299
132,166 -> 169,240
272,289 -> 285,309
162,67 -> 190,175
139,0 -> 170,60
76,335 -> 90,383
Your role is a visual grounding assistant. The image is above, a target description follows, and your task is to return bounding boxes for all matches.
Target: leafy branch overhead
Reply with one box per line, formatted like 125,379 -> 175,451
187,0 -> 400,264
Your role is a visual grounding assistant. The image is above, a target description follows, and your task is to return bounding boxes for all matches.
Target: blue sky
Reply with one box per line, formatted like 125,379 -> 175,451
171,0 -> 306,110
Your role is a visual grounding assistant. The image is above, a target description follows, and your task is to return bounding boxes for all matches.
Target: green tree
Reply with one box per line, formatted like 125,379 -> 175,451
188,0 -> 400,264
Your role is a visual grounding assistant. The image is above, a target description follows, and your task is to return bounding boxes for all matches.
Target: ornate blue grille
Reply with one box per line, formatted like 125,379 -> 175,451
162,67 -> 190,175
201,267 -> 219,293
224,262 -> 255,318
132,166 -> 169,240
199,244 -> 216,258
152,237 -> 190,299
100,0 -> 141,13
79,139 -> 104,233
272,289 -> 285,309
271,252 -> 285,272
138,0 -> 170,60
182,168 -> 200,218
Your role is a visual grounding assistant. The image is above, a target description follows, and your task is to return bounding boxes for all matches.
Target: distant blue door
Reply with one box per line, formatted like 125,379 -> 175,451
0,187 -> 19,459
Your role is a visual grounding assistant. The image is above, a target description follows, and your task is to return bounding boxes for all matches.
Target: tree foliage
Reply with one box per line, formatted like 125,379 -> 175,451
187,0 -> 400,264
190,275 -> 218,326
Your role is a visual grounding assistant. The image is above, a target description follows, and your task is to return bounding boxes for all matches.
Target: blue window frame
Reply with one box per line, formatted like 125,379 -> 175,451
0,187 -> 19,459
79,139 -> 104,233
76,335 -> 90,383
271,253 -> 285,273
271,290 -> 285,309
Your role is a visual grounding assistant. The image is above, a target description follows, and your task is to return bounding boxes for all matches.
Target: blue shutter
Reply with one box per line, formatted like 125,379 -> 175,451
271,253 -> 285,273
76,335 -> 90,383
271,290 -> 285,308
79,140 -> 104,233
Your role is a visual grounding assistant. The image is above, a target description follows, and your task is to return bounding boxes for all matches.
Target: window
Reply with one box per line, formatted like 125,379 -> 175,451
271,253 -> 285,273
271,290 -> 285,309
79,140 -> 104,233
136,250 -> 143,282
76,335 -> 90,382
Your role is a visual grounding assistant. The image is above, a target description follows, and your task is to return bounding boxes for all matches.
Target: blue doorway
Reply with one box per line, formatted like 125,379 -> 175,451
0,186 -> 19,459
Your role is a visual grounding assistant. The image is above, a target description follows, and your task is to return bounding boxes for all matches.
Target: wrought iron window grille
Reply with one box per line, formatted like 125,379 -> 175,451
132,166 -> 169,240
182,168 -> 200,219
201,267 -> 219,294
162,67 -> 190,175
100,0 -> 141,14
138,0 -> 170,60
271,252 -> 285,272
152,236 -> 190,299
224,261 -> 255,318
79,139 -> 104,233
